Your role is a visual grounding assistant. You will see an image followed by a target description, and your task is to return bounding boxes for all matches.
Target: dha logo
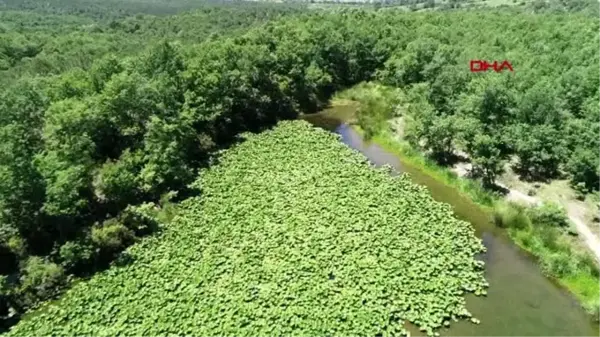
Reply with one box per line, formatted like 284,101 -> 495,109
470,60 -> 514,73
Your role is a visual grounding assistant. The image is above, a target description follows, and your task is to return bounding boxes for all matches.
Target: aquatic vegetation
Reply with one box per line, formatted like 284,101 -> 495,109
5,121 -> 487,336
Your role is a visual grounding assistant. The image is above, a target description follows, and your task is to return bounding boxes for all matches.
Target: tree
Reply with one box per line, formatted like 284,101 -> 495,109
528,202 -> 569,228
46,68 -> 93,101
93,150 -> 143,206
427,64 -> 467,114
517,81 -> 565,127
404,83 -> 460,164
139,116 -> 195,195
470,133 -> 505,187
558,68 -> 586,116
566,148 -> 599,193
513,124 -> 566,180
0,80 -> 47,251
35,99 -> 96,219
377,38 -> 440,87
89,54 -> 123,93
335,83 -> 401,140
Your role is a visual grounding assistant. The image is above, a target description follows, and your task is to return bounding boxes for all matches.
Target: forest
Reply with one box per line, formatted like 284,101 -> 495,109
0,1 -> 305,86
1,0 -> 599,333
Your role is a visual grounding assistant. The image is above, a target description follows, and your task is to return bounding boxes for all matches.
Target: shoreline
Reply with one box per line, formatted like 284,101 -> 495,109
349,123 -> 599,318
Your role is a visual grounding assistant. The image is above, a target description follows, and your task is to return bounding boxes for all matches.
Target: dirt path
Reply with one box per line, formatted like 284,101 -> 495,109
565,204 -> 600,261
453,164 -> 600,262
501,182 -> 600,261
501,183 -> 540,206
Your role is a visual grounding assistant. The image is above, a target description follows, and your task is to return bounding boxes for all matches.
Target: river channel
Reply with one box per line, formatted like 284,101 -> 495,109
301,104 -> 599,336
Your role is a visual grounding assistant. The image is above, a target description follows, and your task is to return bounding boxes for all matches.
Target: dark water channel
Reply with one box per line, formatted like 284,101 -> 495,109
301,105 -> 599,336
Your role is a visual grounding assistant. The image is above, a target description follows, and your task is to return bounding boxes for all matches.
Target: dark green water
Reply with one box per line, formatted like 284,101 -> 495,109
302,105 -> 599,337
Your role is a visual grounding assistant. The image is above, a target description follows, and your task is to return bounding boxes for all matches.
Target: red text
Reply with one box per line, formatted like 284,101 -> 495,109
470,60 -> 514,73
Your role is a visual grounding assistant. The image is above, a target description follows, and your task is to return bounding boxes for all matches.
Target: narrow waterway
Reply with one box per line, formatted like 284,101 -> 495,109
301,104 -> 599,336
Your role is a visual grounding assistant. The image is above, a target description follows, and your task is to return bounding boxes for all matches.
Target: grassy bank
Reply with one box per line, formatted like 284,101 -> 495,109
330,84 -> 600,318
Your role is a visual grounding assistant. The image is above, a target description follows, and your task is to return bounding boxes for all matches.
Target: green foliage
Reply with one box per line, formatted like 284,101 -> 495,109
94,158 -> 139,205
119,203 -> 161,236
369,9 -> 597,191
577,253 -> 600,278
4,239 -> 25,261
4,121 -> 487,336
566,148 -> 600,194
0,0 -> 307,20
91,219 -> 134,255
527,202 -> 569,228
362,127 -> 600,319
398,85 -> 445,165
58,241 -> 94,271
492,203 -> 531,230
470,134 -> 505,187
335,82 -> 402,139
585,298 -> 600,322
1,1 -> 599,330
356,96 -> 386,139
512,124 -> 566,179
503,200 -> 600,315
541,251 -> 576,278
18,257 -> 66,308
0,2 -> 305,87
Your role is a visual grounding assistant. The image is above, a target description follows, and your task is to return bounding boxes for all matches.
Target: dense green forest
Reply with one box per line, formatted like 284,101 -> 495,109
0,0 -> 305,85
0,0 -> 292,17
1,0 -> 599,333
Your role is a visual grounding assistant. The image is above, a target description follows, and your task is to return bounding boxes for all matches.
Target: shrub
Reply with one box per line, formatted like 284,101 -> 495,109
91,219 -> 134,255
577,253 -> 600,277
335,82 -> 401,140
58,241 -> 94,271
119,202 -> 161,236
528,202 -> 569,228
583,296 -> 599,321
18,257 -> 66,307
356,96 -> 390,140
542,251 -> 576,278
93,152 -> 142,205
534,225 -> 561,251
515,229 -> 534,249
493,203 -> 531,230
6,236 -> 27,258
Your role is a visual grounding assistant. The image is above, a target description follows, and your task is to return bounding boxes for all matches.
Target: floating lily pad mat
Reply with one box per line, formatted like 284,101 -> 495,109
5,120 -> 487,337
